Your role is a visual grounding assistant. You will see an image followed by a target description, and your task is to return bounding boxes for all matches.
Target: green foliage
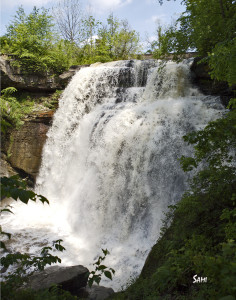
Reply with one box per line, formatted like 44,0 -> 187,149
162,0 -> 236,55
0,87 -> 34,132
207,38 -> 236,86
1,282 -> 76,300
88,248 -> 115,287
155,0 -> 236,86
149,22 -> 177,60
96,14 -> 141,62
1,240 -> 64,282
1,175 -> 49,205
116,100 -> 236,299
39,90 -> 62,109
0,88 -> 63,133
1,87 -> 18,96
0,6 -> 71,74
77,13 -> 141,64
79,15 -> 101,63
1,6 -> 142,74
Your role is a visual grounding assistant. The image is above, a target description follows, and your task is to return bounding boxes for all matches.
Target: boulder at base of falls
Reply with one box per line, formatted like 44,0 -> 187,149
26,265 -> 89,295
78,285 -> 115,300
26,265 -> 114,299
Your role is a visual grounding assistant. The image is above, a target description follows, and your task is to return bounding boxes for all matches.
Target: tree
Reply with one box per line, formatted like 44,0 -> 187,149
115,19 -> 141,59
146,20 -> 173,59
207,38 -> 236,86
82,15 -> 101,61
52,0 -> 84,44
6,6 -> 54,53
156,0 -> 236,85
96,14 -> 141,61
98,13 -> 120,60
1,6 -> 71,74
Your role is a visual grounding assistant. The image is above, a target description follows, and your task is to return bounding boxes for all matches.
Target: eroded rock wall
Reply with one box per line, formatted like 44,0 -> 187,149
190,57 -> 235,107
0,55 -> 90,92
1,111 -> 53,182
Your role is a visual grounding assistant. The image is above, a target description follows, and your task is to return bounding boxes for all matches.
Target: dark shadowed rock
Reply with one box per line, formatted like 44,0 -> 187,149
190,57 -> 235,107
27,265 -> 89,295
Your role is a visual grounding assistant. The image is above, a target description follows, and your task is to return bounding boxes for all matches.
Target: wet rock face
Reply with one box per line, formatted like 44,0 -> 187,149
0,153 -> 17,178
190,57 -> 235,107
2,111 -> 54,182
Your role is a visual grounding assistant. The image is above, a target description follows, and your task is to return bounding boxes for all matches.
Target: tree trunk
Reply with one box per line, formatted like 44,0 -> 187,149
219,0 -> 226,19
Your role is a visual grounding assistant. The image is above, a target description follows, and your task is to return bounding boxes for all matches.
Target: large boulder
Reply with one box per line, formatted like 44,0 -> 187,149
27,265 -> 89,295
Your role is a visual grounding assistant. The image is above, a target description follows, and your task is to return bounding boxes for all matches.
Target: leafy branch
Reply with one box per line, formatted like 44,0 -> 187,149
88,248 -> 115,287
1,175 -> 49,205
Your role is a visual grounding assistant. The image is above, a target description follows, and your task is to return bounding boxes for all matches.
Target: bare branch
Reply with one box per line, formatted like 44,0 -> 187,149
53,0 -> 85,44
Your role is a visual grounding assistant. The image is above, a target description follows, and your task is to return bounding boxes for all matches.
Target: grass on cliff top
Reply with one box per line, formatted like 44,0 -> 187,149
111,100 -> 236,300
0,87 -> 62,133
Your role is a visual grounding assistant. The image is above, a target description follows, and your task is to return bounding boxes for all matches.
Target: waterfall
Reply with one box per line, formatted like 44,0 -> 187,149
2,60 -> 225,290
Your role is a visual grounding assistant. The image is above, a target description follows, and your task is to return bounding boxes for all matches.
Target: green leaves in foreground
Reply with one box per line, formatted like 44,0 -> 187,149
88,249 -> 115,287
1,239 -> 65,273
1,175 -> 49,204
1,240 -> 67,300
0,175 -> 49,250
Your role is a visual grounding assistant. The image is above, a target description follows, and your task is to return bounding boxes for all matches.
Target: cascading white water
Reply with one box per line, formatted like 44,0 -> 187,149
2,60 -> 225,290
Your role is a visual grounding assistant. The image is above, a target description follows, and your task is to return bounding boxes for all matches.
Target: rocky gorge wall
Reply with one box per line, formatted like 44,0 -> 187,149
0,55 -> 89,183
0,55 -> 89,92
1,111 -> 53,183
190,57 -> 235,107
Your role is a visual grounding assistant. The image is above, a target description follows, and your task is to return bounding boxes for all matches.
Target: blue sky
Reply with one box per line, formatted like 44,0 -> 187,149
0,0 -> 185,44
